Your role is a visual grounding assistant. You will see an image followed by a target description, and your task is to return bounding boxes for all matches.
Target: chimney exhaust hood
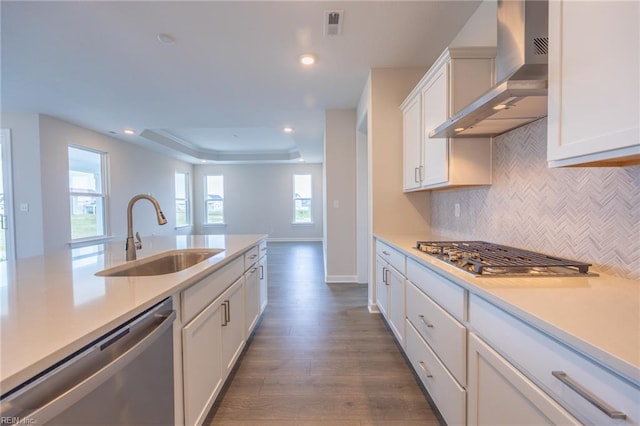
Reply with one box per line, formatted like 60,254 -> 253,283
430,0 -> 549,138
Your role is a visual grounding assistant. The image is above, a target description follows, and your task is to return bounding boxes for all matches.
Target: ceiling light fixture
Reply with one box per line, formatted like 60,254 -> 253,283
299,54 -> 317,66
124,129 -> 136,135
454,127 -> 465,132
283,126 -> 294,133
156,33 -> 176,45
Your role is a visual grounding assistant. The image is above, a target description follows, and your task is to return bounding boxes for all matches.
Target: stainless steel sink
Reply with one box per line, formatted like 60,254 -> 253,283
96,249 -> 224,277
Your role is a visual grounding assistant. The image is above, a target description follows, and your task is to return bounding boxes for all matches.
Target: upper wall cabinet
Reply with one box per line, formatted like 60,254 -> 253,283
402,47 -> 496,192
547,0 -> 640,167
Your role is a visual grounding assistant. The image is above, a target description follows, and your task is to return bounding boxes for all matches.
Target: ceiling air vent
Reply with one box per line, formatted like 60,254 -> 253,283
324,10 -> 343,36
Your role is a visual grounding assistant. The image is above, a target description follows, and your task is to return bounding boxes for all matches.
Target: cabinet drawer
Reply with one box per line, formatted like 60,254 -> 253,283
470,295 -> 640,425
406,320 -> 466,426
406,281 -> 466,385
258,240 -> 267,259
244,245 -> 260,269
182,256 -> 244,323
406,258 -> 466,321
375,240 -> 405,273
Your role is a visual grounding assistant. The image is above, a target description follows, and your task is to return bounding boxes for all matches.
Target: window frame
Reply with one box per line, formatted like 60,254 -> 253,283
174,171 -> 191,228
204,174 -> 225,226
292,173 -> 313,224
68,144 -> 110,243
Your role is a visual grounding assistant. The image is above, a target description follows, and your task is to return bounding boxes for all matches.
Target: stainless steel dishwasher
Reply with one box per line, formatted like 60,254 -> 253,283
0,297 -> 175,425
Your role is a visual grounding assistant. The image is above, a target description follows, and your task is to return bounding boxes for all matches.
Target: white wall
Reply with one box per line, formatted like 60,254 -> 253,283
324,109 -> 357,282
1,113 -> 45,258
449,0 -> 497,48
2,114 -> 194,256
193,163 -> 323,241
369,68 -> 431,236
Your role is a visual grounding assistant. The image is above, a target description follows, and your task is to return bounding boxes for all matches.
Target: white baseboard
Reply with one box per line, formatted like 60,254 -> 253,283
266,237 -> 323,242
325,275 -> 358,283
368,303 -> 380,314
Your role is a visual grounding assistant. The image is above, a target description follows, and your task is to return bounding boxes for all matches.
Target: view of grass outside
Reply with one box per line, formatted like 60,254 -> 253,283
293,174 -> 312,224
205,175 -> 224,224
71,214 -> 99,239
294,200 -> 311,223
206,201 -> 224,224
0,229 -> 5,261
176,200 -> 188,227
175,173 -> 190,227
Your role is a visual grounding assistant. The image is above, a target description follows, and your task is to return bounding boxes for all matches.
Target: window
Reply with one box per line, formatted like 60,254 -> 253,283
175,172 -> 190,227
68,146 -> 108,240
205,175 -> 224,224
293,174 -> 312,224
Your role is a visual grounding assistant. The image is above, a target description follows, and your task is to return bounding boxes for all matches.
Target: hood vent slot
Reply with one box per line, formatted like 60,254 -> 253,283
534,37 -> 549,55
324,10 -> 343,36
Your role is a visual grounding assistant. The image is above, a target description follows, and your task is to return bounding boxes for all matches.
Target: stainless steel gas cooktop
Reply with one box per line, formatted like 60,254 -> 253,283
415,241 -> 597,277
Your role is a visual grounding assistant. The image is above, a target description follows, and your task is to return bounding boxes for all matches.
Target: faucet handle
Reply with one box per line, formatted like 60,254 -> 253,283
135,232 -> 142,250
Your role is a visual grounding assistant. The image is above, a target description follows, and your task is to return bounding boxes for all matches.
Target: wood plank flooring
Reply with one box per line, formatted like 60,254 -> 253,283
204,242 -> 440,425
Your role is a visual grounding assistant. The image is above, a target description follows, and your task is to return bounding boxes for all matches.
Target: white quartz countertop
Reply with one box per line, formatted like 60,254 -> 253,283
375,233 -> 640,385
0,234 -> 266,392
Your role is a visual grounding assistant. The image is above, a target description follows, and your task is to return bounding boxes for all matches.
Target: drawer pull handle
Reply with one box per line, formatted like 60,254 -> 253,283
418,361 -> 433,378
552,371 -> 627,420
382,250 -> 390,256
418,314 -> 434,328
249,254 -> 257,259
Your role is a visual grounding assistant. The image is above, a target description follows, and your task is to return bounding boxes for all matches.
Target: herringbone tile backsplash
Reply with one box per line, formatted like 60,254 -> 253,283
430,118 -> 640,280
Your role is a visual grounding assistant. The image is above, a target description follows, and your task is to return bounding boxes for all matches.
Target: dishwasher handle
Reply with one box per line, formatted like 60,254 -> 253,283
25,309 -> 176,424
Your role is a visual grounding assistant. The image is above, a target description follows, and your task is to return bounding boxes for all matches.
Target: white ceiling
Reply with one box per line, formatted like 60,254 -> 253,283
1,0 -> 482,164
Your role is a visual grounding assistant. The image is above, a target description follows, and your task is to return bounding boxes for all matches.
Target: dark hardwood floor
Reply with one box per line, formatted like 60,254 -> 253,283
205,241 -> 439,425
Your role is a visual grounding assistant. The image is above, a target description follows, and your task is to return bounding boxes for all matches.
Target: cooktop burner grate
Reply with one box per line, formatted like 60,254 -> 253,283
415,241 -> 595,276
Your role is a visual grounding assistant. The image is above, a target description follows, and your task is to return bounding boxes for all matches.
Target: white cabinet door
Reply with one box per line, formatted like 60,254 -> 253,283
547,0 -> 640,167
375,256 -> 389,318
421,64 -> 449,187
402,93 -> 423,191
221,278 -> 245,373
182,297 -> 224,426
245,264 -> 261,335
467,333 -> 580,426
386,267 -> 405,348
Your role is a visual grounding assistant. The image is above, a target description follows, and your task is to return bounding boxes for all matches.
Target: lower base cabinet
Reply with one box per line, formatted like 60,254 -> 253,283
180,241 -> 267,426
406,320 -> 466,426
467,332 -> 580,425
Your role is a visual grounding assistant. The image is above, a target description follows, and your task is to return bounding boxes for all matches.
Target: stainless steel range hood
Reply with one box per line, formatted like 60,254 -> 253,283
430,0 -> 549,138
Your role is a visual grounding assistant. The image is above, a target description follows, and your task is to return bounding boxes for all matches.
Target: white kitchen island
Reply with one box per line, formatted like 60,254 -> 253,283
0,234 -> 267,425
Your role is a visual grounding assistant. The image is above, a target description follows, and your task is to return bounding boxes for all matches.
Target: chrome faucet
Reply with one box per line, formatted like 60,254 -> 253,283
126,194 -> 168,261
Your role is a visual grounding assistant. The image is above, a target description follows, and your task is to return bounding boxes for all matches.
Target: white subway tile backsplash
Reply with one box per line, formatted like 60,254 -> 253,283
430,119 -> 640,280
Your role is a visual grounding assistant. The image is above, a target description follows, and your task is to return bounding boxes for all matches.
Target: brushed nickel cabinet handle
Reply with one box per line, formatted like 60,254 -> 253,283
418,361 -> 433,378
418,314 -> 434,328
414,167 -> 420,183
552,371 -> 626,419
221,302 -> 228,327
226,300 -> 231,323
259,265 -> 264,279
382,250 -> 390,256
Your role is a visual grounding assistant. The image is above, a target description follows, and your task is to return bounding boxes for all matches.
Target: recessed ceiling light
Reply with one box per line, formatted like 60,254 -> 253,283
454,127 -> 465,132
493,104 -> 508,111
157,33 -> 176,45
299,54 -> 317,66
124,129 -> 136,135
283,126 -> 294,133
